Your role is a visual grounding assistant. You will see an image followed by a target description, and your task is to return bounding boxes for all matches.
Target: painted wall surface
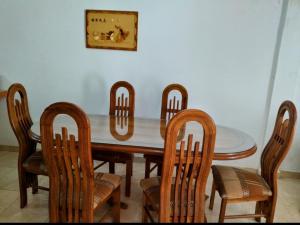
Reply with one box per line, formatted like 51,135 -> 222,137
265,0 -> 300,172
1,0 -> 297,171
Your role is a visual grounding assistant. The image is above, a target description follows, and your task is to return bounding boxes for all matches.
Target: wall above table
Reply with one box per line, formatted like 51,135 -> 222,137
0,0 -> 299,172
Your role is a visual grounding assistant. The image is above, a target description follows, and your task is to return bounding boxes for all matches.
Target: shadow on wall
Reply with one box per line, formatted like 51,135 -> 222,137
81,73 -> 108,115
0,74 -> 18,146
136,76 -> 164,118
0,74 -> 11,90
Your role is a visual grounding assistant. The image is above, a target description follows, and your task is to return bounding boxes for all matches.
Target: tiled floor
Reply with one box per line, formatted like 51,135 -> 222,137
0,150 -> 300,222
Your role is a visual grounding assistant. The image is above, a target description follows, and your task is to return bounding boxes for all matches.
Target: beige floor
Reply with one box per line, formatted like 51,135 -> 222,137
0,150 -> 299,223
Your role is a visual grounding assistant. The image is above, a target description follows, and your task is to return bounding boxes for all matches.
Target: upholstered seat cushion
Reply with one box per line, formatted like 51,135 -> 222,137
140,177 -> 161,211
22,151 -> 48,175
61,172 -> 121,209
211,165 -> 272,200
93,172 -> 121,208
140,177 -> 197,216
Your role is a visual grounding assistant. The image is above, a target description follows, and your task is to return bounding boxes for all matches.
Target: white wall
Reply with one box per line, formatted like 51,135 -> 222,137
265,0 -> 300,172
1,0 -> 298,170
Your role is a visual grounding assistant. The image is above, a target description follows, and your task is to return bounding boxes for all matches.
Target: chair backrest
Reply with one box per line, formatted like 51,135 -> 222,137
161,84 -> 188,121
160,109 -> 216,223
109,81 -> 135,117
6,83 -> 35,163
261,100 -> 297,192
109,115 -> 134,141
40,102 -> 93,223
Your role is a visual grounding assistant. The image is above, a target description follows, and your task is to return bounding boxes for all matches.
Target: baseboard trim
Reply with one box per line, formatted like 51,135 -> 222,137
278,170 -> 300,179
0,145 -> 18,152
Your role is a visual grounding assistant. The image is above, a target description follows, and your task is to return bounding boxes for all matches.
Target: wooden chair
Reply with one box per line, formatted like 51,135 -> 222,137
140,109 -> 216,222
144,83 -> 188,178
209,100 -> 297,223
93,81 -> 135,197
109,115 -> 134,142
40,102 -> 121,223
6,83 -> 48,208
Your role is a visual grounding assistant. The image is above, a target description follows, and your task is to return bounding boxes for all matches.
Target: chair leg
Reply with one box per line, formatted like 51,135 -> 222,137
49,183 -> 60,223
109,162 -> 115,174
209,180 -> 216,210
157,163 -> 162,177
19,170 -> 28,208
111,186 -> 121,223
265,199 -> 276,223
32,174 -> 38,194
142,194 -> 148,223
219,199 -> 227,223
255,201 -> 262,222
125,160 -> 132,197
145,158 -> 151,179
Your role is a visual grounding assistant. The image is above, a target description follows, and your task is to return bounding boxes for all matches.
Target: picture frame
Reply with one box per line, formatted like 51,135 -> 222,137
85,10 -> 138,51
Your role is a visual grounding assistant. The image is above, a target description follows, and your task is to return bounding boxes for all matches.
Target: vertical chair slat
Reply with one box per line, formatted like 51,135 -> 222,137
194,139 -> 208,222
61,128 -> 74,222
121,93 -> 124,117
187,141 -> 200,222
120,114 -> 124,129
15,101 -> 27,136
180,134 -> 193,223
117,96 -> 121,117
125,97 -> 128,117
69,135 -> 80,223
168,99 -> 172,121
17,101 -> 27,129
20,100 -> 31,128
117,115 -> 120,126
262,138 -> 275,183
124,114 -> 128,127
172,96 -> 176,116
55,133 -> 67,222
173,141 -> 185,222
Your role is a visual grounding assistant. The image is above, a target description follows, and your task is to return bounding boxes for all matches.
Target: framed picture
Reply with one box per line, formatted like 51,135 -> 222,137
86,10 -> 138,51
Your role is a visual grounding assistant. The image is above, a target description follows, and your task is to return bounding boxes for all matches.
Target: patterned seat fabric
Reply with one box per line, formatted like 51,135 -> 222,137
22,151 -> 48,175
140,177 -> 196,216
140,177 -> 161,211
65,172 -> 121,209
93,173 -> 121,208
211,165 -> 272,200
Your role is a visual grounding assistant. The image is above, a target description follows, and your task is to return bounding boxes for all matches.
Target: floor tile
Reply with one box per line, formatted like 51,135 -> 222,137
0,150 -> 299,222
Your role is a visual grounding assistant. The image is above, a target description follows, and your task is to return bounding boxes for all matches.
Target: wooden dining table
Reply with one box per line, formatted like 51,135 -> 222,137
29,114 -> 257,160
29,114 -> 257,209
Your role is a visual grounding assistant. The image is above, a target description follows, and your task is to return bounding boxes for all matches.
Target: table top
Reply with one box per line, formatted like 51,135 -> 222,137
29,114 -> 257,160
